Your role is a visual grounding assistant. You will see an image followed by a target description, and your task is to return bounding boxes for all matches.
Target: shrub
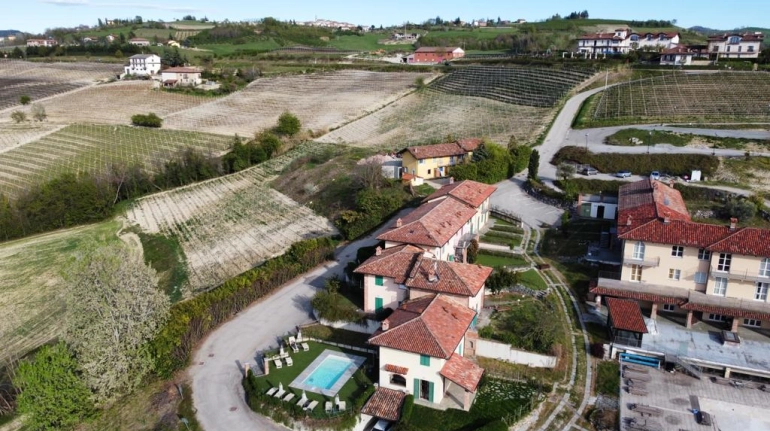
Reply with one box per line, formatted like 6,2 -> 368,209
552,146 -> 719,177
452,143 -> 513,184
527,150 -> 540,180
31,104 -> 47,122
131,112 -> 163,128
508,140 -> 532,174
311,277 -> 361,323
400,394 -> 414,423
725,198 -> 756,220
467,239 -> 479,264
276,111 -> 301,136
10,111 -> 26,123
19,95 -> 30,105
590,342 -> 605,358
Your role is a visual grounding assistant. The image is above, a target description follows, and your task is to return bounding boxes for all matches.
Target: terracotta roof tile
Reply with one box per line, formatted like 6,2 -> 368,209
619,219 -> 732,249
590,286 -> 685,305
708,32 -> 764,42
162,67 -> 201,73
361,387 -> 406,421
368,294 -> 475,358
377,198 -> 476,247
440,354 -> 484,392
415,47 -> 462,53
707,228 -> 770,257
425,179 -> 496,208
384,364 -> 409,375
606,297 -> 648,333
406,258 -> 492,296
402,142 -> 469,159
353,245 -> 423,283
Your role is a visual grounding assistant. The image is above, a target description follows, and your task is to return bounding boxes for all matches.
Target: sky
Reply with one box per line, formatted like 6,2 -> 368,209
2,0 -> 769,34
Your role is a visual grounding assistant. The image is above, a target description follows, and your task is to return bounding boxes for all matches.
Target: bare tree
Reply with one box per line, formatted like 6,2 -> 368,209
354,159 -> 385,191
62,243 -> 170,403
31,104 -> 47,122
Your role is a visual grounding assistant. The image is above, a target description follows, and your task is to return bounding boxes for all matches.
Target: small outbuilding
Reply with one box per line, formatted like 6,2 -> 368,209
606,297 -> 648,348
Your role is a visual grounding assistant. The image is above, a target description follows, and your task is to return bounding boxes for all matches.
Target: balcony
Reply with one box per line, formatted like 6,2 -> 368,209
622,255 -> 660,268
710,267 -> 769,283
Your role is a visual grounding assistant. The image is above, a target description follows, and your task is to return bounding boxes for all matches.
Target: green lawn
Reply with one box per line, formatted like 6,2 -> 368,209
595,361 -> 620,396
604,128 -> 691,147
251,342 -> 373,418
519,269 -> 548,291
475,253 -> 529,268
196,40 -> 281,55
326,33 -> 407,52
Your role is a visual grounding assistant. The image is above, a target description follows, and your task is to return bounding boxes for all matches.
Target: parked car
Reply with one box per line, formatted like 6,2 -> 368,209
616,170 -> 632,178
650,171 -> 660,180
373,419 -> 393,431
696,410 -> 712,425
581,167 -> 598,176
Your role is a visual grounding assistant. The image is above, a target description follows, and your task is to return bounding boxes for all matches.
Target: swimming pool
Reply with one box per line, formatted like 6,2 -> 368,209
303,356 -> 354,390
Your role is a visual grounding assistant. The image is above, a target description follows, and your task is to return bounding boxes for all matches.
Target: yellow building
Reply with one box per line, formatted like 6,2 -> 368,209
592,179 -> 770,332
399,139 -> 480,179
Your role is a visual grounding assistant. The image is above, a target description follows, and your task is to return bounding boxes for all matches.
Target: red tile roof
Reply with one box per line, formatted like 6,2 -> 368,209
440,353 -> 484,392
361,387 -> 406,422
619,219 -> 731,249
353,245 -> 423,283
606,297 -> 648,333
679,300 -> 770,321
661,44 -> 694,55
162,67 -> 201,73
368,294 -> 476,358
456,138 -> 482,151
618,179 -> 690,236
590,285 -> 686,305
707,228 -> 770,257
401,142 -> 473,160
384,364 -> 409,375
578,32 -> 624,40
415,46 -> 462,53
708,32 -> 764,42
425,179 -> 496,208
406,256 -> 492,297
377,197 -> 476,247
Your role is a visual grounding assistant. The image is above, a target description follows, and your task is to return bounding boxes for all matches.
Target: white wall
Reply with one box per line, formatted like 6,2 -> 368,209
378,346 -> 448,404
589,202 -> 617,219
364,274 -> 406,312
475,339 -> 557,367
316,315 -> 380,334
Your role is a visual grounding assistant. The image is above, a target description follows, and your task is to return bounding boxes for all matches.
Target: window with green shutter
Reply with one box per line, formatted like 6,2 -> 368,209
375,276 -> 384,286
375,297 -> 383,311
428,381 -> 435,402
420,354 -> 430,366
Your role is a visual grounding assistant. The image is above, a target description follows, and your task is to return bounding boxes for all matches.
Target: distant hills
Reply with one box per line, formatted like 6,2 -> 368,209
689,26 -> 769,35
0,30 -> 21,37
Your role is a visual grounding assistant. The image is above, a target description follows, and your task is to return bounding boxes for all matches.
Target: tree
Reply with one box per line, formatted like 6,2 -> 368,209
13,342 -> 93,430
97,18 -> 103,27
11,46 -> 24,59
275,111 -> 301,136
726,198 -> 756,221
63,243 -> 170,402
31,104 -> 47,122
10,111 -> 26,123
527,149 -> 540,180
114,49 -> 123,58
556,162 -> 576,180
19,95 -> 30,105
131,112 -> 162,127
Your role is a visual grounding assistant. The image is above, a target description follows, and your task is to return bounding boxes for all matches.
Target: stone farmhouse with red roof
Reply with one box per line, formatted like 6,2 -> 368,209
577,28 -> 680,55
592,178 -> 770,333
399,139 -> 481,180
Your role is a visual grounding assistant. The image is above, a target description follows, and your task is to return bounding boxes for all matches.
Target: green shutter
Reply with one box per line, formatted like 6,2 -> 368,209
375,297 -> 383,311
413,378 -> 420,398
449,255 -> 454,262
375,276 -> 384,286
428,381 -> 435,403
420,354 -> 430,366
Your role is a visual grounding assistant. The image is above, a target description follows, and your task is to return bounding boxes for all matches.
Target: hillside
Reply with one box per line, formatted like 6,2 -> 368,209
0,29 -> 20,37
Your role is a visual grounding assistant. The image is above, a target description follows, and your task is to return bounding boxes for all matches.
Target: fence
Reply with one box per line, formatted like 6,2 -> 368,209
490,206 -> 523,226
475,339 -> 557,368
521,182 -> 573,210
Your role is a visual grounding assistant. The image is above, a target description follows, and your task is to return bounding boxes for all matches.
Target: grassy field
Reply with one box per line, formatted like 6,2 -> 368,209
196,40 -> 282,55
605,128 -> 691,147
0,219 -> 126,362
476,253 -> 529,268
326,33 -> 410,52
519,269 -> 549,290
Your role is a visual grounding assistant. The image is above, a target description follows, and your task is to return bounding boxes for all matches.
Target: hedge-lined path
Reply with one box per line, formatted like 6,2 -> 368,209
189,208 -> 414,431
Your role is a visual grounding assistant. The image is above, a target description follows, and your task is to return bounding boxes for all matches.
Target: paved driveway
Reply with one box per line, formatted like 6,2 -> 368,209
491,176 -> 564,228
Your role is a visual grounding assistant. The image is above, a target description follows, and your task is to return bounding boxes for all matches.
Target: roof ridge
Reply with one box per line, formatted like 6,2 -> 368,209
420,296 -> 452,357
444,262 -> 473,295
706,225 -> 747,249
618,218 -> 658,237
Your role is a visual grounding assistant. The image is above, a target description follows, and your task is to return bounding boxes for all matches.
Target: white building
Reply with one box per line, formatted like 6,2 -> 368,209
129,38 -> 151,46
660,44 -> 695,66
161,67 -> 202,87
26,39 -> 58,47
577,28 -> 680,55
124,54 -> 161,76
707,32 -> 764,59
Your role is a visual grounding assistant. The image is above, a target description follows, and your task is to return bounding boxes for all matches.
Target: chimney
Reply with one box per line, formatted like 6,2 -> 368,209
375,246 -> 382,256
381,319 -> 390,331
396,218 -> 402,228
663,216 -> 670,224
626,216 -> 632,226
730,218 -> 738,230
669,180 -> 675,188
428,267 -> 437,282
449,177 -> 454,184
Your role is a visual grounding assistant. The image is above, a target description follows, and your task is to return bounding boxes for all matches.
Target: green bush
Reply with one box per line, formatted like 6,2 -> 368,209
311,277 -> 361,323
452,143 -> 513,184
336,185 -> 411,240
508,142 -> 532,174
476,420 -> 508,431
489,225 -> 524,234
467,239 -> 479,264
595,361 -> 620,395
276,111 -> 301,136
552,146 -> 719,177
401,394 -> 414,423
19,95 -> 30,105
151,237 -> 336,377
554,178 -> 623,195
131,112 -> 163,128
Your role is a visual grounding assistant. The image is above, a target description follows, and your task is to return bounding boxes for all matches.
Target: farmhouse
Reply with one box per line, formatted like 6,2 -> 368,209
707,32 -> 764,59
400,138 -> 481,179
591,178 -> 770,334
129,37 -> 151,46
124,54 -> 161,76
410,46 -> 465,63
368,294 -> 484,411
577,28 -> 680,54
161,67 -> 202,87
659,44 -> 695,66
26,38 -> 58,47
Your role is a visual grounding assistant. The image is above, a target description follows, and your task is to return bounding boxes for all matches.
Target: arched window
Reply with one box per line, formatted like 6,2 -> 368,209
390,374 -> 406,387
633,242 -> 645,260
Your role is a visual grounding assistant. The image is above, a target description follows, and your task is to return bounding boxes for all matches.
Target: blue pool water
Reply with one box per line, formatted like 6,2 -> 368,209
302,356 -> 354,390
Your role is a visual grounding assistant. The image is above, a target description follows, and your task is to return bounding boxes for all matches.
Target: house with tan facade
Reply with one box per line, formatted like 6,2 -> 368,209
708,32 -> 764,59
400,139 -> 481,179
591,178 -> 770,334
368,294 -> 484,410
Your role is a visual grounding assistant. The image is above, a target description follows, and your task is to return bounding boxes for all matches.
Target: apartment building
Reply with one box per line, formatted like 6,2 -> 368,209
591,179 -> 770,332
707,32 -> 764,59
577,28 -> 680,54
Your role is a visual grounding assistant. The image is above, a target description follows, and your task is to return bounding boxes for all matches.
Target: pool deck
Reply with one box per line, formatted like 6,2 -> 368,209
289,349 -> 366,397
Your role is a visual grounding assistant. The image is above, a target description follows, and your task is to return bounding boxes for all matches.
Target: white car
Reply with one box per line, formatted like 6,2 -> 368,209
650,171 -> 660,181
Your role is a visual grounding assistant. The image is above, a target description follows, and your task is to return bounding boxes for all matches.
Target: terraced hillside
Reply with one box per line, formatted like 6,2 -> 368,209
429,66 -> 595,107
583,72 -> 770,126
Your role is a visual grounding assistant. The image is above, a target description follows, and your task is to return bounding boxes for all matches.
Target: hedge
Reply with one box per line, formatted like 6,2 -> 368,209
552,146 -> 719,177
131,112 -> 163,128
150,237 -> 336,377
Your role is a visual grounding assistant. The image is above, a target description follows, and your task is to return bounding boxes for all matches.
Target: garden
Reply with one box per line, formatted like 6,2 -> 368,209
479,295 -> 563,355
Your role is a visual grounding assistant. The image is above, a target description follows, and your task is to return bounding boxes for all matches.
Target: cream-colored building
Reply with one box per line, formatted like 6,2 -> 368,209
399,139 -> 480,179
708,32 -> 764,59
592,179 -> 770,332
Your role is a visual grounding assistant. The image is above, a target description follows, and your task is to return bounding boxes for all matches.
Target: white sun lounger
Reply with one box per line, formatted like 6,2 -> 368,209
296,397 -> 308,408
304,400 -> 319,411
283,393 -> 295,402
266,387 -> 278,396
337,400 -> 346,411
301,342 -> 309,351
274,388 -> 286,399
325,401 -> 333,413
285,356 -> 293,367
273,358 -> 282,369
288,336 -> 300,352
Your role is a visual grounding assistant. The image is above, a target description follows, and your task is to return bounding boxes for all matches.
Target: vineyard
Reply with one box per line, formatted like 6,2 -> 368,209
429,66 -> 595,108
0,123 -> 64,153
125,143 -> 337,293
174,30 -> 200,40
163,70 -> 435,136
0,124 -> 233,197
16,80 -> 210,125
587,72 -> 770,125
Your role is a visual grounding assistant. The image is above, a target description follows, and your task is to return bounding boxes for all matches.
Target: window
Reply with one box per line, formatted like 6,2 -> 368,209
671,246 -> 684,257
418,159 -> 424,164
729,36 -> 741,44
427,169 -> 432,175
630,35 -> 639,42
694,272 -> 708,284
630,265 -> 642,282
760,258 -> 770,278
712,45 -> 719,52
717,253 -> 732,272
390,374 -> 407,387
744,319 -> 761,328
748,46 -> 755,52
698,248 -> 711,261
727,46 -> 731,52
708,313 -> 728,322
632,242 -> 645,260
646,34 -> 652,41
663,304 -> 676,312
420,355 -> 431,366
755,282 -> 769,301
713,277 -> 728,296
669,269 -> 681,280
375,276 -> 384,286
